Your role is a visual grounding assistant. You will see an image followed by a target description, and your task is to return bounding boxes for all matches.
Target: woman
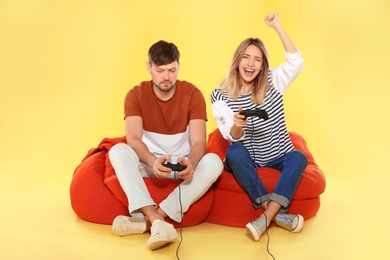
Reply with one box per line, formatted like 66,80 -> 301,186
210,12 -> 308,242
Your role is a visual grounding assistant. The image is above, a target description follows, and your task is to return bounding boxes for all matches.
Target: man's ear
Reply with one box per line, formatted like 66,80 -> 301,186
146,62 -> 151,74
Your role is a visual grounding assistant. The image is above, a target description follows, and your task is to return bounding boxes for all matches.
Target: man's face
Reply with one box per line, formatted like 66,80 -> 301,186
147,61 -> 179,93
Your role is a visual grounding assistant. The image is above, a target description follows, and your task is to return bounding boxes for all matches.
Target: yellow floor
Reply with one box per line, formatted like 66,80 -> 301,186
1,1 -> 389,259
1,164 -> 388,260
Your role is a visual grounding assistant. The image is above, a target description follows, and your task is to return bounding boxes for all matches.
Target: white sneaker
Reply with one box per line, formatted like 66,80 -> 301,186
146,219 -> 178,250
112,215 -> 147,236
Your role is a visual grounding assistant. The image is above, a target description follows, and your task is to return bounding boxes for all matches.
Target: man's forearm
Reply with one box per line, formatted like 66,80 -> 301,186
127,139 -> 156,168
188,141 -> 206,169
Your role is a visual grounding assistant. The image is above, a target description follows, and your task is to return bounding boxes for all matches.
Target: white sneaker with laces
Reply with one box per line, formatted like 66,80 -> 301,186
146,219 -> 178,250
112,215 -> 147,236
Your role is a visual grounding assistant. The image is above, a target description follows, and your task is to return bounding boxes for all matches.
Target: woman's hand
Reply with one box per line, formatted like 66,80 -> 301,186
264,12 -> 280,28
233,106 -> 247,128
230,106 -> 246,139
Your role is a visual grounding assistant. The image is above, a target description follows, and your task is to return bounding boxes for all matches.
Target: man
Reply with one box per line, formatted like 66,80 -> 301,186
109,40 -> 223,250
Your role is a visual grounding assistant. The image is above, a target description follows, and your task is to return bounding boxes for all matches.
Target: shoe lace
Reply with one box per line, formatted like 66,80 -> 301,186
124,217 -> 146,233
151,220 -> 165,235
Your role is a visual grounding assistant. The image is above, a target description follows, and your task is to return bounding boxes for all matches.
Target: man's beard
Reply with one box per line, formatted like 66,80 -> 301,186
153,81 -> 176,93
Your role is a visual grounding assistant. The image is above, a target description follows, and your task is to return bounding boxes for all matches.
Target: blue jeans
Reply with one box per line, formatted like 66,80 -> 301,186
225,143 -> 308,211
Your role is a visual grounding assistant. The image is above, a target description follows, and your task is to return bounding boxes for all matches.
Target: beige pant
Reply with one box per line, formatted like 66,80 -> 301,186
108,143 -> 223,222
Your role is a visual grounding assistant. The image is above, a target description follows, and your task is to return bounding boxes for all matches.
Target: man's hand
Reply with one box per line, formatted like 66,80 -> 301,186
152,156 -> 194,180
175,157 -> 194,180
152,155 -> 172,178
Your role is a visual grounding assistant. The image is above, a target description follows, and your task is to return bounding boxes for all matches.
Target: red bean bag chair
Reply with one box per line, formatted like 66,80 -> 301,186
205,129 -> 326,228
70,136 -> 214,228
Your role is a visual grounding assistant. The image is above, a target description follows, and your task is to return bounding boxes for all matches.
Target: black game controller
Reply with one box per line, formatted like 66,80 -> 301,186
240,109 -> 269,120
164,162 -> 187,172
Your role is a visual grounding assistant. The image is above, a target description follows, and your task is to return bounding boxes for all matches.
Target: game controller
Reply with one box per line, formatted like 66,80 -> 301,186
164,162 -> 187,172
240,109 -> 269,120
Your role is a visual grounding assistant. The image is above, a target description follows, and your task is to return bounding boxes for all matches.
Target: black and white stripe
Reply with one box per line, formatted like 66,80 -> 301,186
210,76 -> 294,167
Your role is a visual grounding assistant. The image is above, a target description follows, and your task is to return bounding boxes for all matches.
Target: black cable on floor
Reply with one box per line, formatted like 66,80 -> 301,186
174,172 -> 184,260
249,116 -> 275,260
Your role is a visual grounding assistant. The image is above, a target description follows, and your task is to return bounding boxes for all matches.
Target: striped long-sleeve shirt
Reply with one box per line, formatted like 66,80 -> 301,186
210,50 -> 304,166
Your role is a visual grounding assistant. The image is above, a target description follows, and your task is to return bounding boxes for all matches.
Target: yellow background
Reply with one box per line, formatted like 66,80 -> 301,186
1,0 -> 389,180
1,0 -> 390,259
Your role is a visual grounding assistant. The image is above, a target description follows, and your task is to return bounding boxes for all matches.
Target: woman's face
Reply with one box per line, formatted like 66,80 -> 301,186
238,44 -> 263,85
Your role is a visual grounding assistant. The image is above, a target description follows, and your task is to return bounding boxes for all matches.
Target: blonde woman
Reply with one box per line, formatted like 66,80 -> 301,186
211,12 -> 307,241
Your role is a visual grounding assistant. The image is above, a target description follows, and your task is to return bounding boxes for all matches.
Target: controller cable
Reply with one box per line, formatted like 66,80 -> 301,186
248,116 -> 275,260
174,171 -> 184,260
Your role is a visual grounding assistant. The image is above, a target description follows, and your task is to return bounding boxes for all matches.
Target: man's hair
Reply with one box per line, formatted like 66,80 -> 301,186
148,40 -> 180,66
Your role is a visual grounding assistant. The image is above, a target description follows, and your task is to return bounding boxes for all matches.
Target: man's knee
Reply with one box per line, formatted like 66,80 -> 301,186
198,153 -> 223,179
109,143 -> 138,162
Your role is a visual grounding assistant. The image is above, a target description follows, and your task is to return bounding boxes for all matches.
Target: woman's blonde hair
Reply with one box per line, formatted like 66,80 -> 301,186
220,38 -> 270,105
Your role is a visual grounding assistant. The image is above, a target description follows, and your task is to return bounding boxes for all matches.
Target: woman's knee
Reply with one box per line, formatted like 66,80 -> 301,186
289,150 -> 308,168
226,143 -> 246,160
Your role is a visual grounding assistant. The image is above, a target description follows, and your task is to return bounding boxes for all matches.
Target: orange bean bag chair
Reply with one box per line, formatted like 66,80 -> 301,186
70,136 -> 214,228
205,129 -> 326,228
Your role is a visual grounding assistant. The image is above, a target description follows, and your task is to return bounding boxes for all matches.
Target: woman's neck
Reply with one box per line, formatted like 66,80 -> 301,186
239,84 -> 253,94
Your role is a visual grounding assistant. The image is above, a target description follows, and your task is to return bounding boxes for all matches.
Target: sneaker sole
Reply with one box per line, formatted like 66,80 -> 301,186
112,216 -> 146,236
246,222 -> 260,242
147,233 -> 179,250
112,216 -> 125,236
291,214 -> 304,233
